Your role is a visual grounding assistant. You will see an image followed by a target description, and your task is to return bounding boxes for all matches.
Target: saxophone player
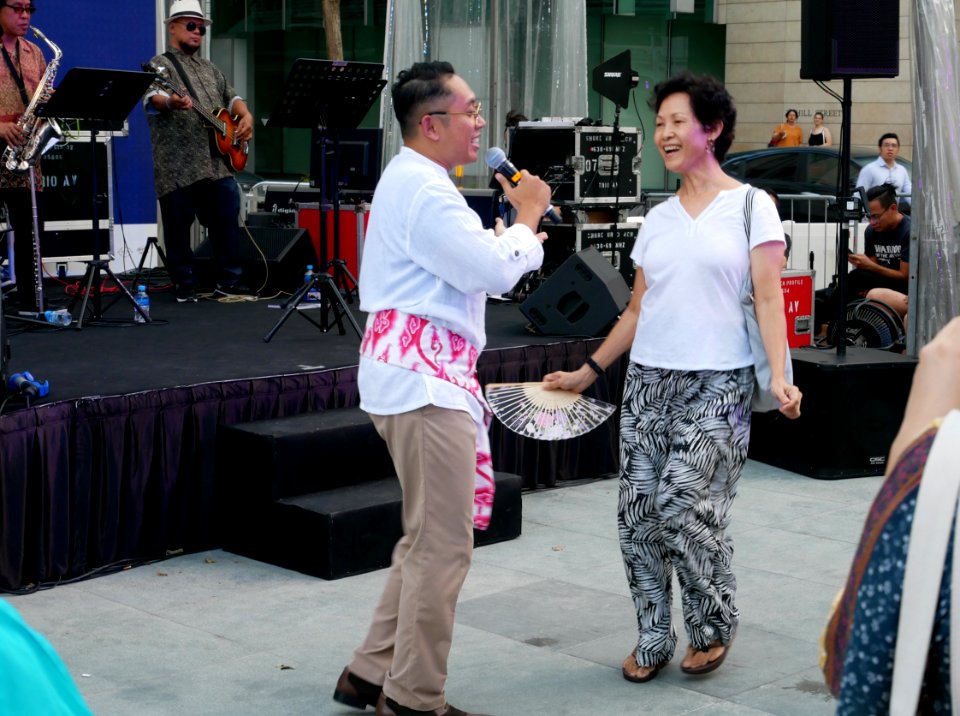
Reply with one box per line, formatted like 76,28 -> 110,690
0,0 -> 42,313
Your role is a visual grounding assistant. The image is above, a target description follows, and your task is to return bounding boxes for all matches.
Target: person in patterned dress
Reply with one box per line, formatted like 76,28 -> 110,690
0,0 -> 46,312
544,71 -> 801,683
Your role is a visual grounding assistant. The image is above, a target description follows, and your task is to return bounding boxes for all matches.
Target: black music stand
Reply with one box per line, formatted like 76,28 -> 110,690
262,59 -> 385,342
38,68 -> 155,328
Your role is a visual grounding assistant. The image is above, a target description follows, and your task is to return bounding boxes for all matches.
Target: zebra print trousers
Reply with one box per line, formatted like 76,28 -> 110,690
618,362 -> 754,668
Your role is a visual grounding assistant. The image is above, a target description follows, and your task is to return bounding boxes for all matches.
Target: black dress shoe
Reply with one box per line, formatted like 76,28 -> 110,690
375,693 -> 492,716
333,666 -> 383,710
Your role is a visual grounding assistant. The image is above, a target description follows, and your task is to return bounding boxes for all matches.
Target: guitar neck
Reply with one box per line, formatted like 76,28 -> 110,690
192,103 -> 225,131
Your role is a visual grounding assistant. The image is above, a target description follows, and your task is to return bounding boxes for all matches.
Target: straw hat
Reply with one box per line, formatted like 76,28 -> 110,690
167,0 -> 212,26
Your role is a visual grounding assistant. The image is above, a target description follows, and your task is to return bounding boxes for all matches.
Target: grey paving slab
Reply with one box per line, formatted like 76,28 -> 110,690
455,579 -> 634,651
3,459 -> 866,716
731,525 -> 857,586
729,666 -> 838,716
470,520 -> 629,597
733,567 -> 842,645
773,503 -> 878,545
520,480 -> 620,539
438,625 -> 735,716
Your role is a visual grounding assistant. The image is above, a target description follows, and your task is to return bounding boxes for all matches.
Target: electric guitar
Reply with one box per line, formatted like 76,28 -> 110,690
144,63 -> 249,173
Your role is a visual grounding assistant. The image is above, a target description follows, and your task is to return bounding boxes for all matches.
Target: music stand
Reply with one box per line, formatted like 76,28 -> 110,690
38,68 -> 155,329
262,59 -> 385,343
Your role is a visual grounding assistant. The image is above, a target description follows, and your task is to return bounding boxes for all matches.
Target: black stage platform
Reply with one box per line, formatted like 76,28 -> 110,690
0,287 -> 625,591
2,289 -> 582,405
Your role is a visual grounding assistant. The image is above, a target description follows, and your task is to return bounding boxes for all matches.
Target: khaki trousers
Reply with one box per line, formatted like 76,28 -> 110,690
349,405 -> 477,711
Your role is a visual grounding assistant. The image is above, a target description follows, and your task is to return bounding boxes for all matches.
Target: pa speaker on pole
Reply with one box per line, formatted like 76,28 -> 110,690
800,0 -> 900,81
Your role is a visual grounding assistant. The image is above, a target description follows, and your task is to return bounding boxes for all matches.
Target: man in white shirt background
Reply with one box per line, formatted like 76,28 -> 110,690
332,61 -> 551,716
855,132 -> 912,207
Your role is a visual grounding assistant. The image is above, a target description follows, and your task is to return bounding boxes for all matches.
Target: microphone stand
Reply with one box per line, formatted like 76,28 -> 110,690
28,165 -> 44,313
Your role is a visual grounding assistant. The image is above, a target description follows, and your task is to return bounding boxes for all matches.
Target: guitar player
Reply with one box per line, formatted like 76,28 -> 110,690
144,0 -> 254,303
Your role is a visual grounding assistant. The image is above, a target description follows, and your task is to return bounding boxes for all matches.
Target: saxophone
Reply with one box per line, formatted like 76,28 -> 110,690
3,26 -> 62,174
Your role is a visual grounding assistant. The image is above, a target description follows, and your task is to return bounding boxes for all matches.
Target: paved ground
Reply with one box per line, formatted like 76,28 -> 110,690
6,460 -> 876,715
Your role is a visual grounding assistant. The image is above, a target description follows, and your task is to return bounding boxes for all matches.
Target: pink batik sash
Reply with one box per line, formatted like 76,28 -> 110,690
360,309 -> 495,530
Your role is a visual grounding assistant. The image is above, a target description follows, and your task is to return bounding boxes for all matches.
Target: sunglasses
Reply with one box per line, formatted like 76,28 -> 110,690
3,3 -> 37,13
181,20 -> 206,35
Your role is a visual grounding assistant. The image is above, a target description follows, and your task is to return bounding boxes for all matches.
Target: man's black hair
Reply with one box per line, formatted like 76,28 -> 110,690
878,132 -> 900,148
866,182 -> 898,209
391,61 -> 456,139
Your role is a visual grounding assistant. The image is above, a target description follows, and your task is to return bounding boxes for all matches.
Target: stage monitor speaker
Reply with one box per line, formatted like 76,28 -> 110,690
748,347 -> 917,479
800,0 -> 899,80
520,247 -> 630,337
194,226 -> 317,294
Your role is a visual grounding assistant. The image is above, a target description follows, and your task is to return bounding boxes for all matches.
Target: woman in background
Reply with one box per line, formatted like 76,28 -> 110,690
808,111 -> 833,146
769,108 -> 803,147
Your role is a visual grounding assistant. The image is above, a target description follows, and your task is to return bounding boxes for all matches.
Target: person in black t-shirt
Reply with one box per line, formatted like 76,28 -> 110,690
848,182 -> 909,297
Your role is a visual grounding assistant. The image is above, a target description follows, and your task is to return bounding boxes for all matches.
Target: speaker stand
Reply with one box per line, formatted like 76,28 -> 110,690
262,268 -> 361,342
130,236 -> 169,291
831,77 -> 853,357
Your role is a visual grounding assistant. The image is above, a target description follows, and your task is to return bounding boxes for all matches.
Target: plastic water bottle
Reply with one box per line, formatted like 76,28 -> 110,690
43,309 -> 71,327
134,285 -> 150,323
303,264 -> 320,302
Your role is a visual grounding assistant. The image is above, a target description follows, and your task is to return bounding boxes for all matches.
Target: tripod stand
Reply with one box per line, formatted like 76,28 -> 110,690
262,59 -> 385,343
128,236 -> 169,292
38,68 -> 155,328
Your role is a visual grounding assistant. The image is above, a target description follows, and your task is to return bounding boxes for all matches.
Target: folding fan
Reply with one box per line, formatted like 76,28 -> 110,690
485,382 -> 616,441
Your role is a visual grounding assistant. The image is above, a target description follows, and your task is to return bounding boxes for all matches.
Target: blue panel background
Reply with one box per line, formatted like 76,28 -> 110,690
42,2 -> 157,224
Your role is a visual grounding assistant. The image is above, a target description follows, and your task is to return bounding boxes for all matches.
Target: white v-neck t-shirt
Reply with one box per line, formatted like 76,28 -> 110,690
628,184 -> 784,371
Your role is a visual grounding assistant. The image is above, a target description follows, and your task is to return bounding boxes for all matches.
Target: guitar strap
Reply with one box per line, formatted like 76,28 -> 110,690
162,51 -> 201,104
162,51 -> 217,159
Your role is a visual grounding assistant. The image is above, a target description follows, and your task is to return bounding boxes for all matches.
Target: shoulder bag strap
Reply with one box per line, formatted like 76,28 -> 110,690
743,185 -> 758,289
890,409 -> 960,714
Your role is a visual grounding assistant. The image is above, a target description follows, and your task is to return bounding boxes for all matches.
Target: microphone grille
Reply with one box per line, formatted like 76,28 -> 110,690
485,146 -> 506,169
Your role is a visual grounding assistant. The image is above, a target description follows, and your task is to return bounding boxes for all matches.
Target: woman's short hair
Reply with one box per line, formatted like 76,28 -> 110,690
785,108 -> 798,119
650,72 -> 737,161
391,61 -> 456,139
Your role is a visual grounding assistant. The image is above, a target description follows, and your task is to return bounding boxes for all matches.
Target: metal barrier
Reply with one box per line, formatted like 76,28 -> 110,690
639,191 -> 865,290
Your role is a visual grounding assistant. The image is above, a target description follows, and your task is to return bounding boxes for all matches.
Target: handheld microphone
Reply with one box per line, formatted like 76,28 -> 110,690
485,147 -> 562,224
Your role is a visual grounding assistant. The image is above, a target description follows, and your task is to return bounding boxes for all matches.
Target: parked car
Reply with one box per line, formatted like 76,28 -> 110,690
721,147 -> 913,220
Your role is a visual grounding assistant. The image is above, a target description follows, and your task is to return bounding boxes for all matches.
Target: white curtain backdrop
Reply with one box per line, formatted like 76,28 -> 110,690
381,0 -> 588,186
909,0 -> 960,351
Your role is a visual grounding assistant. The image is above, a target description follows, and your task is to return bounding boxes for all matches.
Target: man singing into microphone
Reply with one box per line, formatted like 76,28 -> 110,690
332,61 -> 551,716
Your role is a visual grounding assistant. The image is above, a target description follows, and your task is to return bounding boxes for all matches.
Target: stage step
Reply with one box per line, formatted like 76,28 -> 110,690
217,407 -> 396,501
218,408 -> 523,579
233,472 -> 522,580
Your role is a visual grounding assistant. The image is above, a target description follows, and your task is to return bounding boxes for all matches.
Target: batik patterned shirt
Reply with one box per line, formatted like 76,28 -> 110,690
0,37 -> 46,190
144,47 -> 240,198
